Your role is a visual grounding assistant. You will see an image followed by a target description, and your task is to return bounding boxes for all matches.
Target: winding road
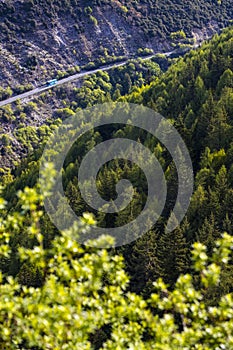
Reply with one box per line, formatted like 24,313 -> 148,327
0,52 -> 174,108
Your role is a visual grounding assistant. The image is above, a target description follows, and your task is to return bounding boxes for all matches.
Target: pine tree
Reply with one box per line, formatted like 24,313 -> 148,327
196,214 -> 220,255
194,91 -> 215,151
216,68 -> 233,95
123,229 -> 159,296
209,166 -> 229,217
192,75 -> 206,112
123,73 -> 132,94
155,217 -> 189,288
205,104 -> 230,150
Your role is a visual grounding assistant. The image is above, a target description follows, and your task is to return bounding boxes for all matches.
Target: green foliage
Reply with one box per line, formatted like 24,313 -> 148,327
90,15 -> 98,26
1,26 -> 233,350
170,30 -> 186,40
84,6 -> 93,15
0,171 -> 233,349
0,86 -> 13,101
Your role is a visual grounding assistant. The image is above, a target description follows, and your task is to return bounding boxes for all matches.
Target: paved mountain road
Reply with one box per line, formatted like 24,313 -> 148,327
0,51 -> 174,108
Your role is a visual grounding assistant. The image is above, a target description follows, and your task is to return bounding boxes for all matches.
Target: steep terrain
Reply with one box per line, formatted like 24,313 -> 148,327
0,58 -> 162,169
0,0 -> 232,87
2,27 -> 233,298
1,3 -> 233,348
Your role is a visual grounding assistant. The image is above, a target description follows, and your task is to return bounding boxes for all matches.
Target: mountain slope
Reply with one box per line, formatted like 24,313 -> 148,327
129,26 -> 233,157
2,26 -> 233,298
0,0 -> 232,87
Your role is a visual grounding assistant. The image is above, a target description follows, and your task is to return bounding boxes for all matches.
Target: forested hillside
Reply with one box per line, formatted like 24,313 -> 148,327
122,26 -> 233,293
0,0 -> 232,87
1,26 -> 233,290
0,58 -> 162,169
0,23 -> 233,350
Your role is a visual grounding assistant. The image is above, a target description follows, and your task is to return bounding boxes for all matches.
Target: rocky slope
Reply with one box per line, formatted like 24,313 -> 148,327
0,0 -> 232,88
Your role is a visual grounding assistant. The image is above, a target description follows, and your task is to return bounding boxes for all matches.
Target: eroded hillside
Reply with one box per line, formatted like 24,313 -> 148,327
0,0 -> 232,87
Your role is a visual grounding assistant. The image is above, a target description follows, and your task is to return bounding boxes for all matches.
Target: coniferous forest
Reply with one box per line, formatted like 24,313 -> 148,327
0,2 -> 233,349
